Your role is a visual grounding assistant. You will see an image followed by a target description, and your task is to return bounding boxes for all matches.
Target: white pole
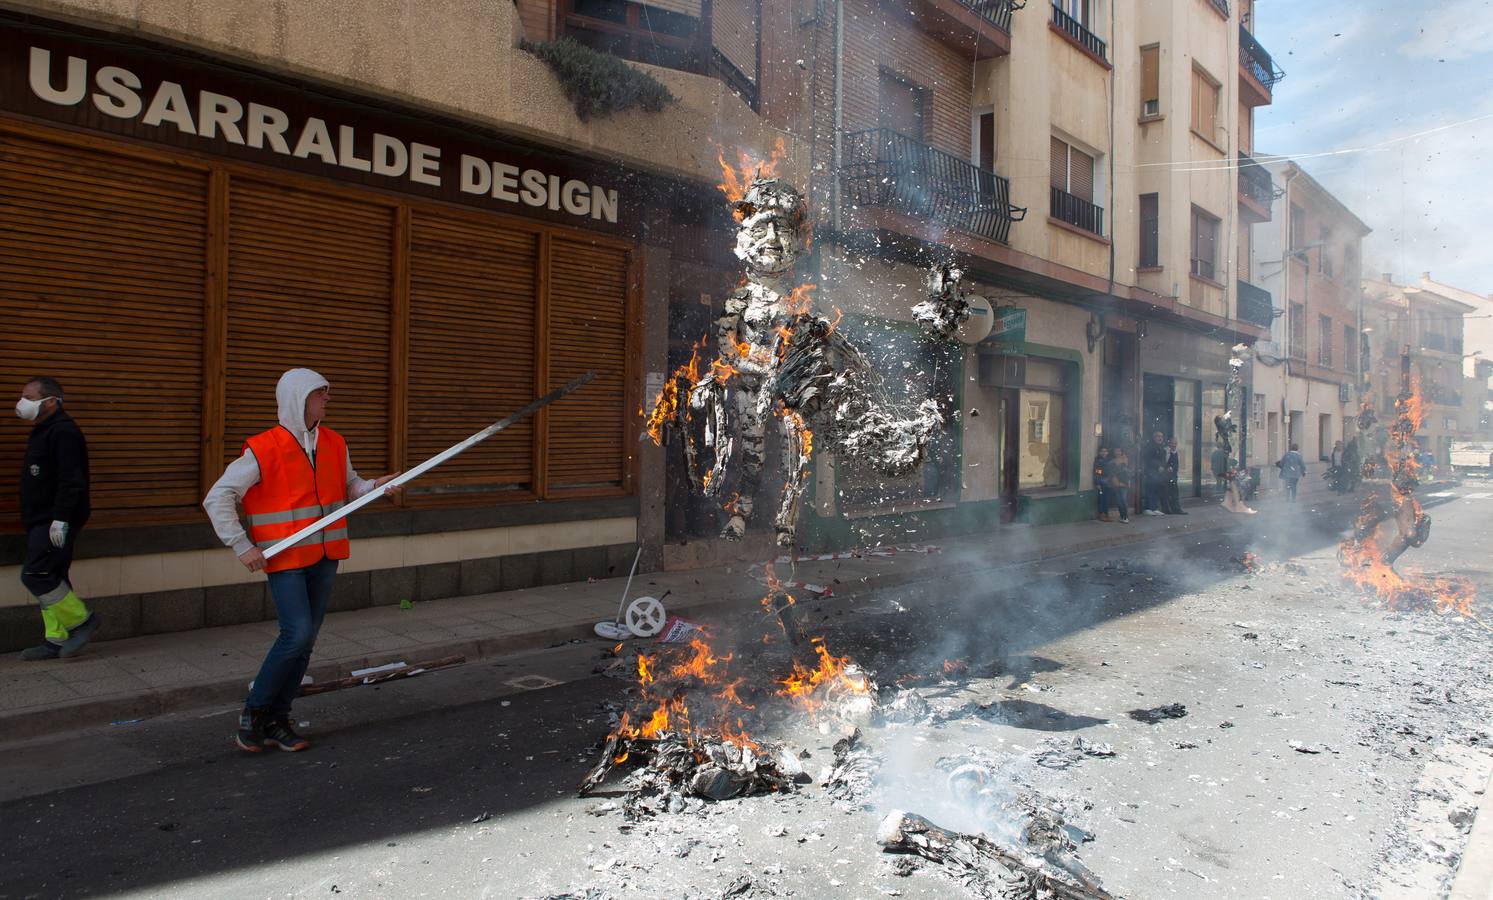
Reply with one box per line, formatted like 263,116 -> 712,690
263,372 -> 596,560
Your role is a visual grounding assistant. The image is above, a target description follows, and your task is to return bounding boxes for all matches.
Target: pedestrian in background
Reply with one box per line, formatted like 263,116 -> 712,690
1343,437 -> 1361,492
1277,443 -> 1307,502
1142,431 -> 1168,516
1093,446 -> 1112,522
1108,448 -> 1133,523
204,369 -> 401,753
14,376 -> 100,661
1329,440 -> 1345,493
1163,437 -> 1187,515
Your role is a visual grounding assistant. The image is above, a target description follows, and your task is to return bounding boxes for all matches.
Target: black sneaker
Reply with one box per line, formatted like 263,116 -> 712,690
263,717 -> 310,752
19,642 -> 61,662
236,708 -> 267,753
59,613 -> 101,658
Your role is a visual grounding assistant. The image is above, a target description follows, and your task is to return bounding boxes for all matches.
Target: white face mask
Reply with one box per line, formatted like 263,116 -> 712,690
15,397 -> 50,421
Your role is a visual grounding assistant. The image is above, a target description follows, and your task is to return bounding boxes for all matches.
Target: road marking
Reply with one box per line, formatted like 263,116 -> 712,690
1465,492 -> 1493,500
1428,491 -> 1458,498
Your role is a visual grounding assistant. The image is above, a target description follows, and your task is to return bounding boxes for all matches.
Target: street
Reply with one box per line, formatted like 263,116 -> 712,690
2,485 -> 1490,900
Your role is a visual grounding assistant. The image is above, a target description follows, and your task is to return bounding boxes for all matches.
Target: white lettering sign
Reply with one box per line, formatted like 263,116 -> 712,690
24,46 -> 622,224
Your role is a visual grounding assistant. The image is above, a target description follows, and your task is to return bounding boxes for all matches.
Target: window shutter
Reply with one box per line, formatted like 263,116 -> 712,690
1140,45 -> 1160,111
1049,136 -> 1068,190
643,0 -> 702,14
545,238 -> 631,494
711,0 -> 757,81
0,129 -> 208,519
407,210 -> 539,497
1069,146 -> 1095,201
224,178 -> 393,475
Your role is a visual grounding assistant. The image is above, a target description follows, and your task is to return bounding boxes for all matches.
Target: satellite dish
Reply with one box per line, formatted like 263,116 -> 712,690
957,295 -> 994,345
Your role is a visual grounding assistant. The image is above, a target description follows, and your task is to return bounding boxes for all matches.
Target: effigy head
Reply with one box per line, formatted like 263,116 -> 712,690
733,178 -> 807,276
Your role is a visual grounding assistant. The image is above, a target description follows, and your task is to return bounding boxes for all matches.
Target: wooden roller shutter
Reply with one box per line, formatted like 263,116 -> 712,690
545,237 -> 631,495
1069,146 -> 1095,201
712,0 -> 758,81
0,128 -> 208,524
1049,136 -> 1068,190
407,209 -> 539,499
224,178 -> 393,475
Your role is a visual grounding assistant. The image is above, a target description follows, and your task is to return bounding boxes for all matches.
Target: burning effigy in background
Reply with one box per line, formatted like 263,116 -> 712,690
1339,350 -> 1478,619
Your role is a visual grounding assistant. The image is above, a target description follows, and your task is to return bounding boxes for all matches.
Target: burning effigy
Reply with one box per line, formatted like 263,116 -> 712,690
1339,350 -> 1478,618
645,140 -> 963,549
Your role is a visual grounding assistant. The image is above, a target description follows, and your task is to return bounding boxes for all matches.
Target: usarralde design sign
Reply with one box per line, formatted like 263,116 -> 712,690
0,17 -> 626,228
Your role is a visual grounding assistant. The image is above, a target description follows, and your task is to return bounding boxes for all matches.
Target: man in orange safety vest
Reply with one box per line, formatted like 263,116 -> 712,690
205,368 -> 400,753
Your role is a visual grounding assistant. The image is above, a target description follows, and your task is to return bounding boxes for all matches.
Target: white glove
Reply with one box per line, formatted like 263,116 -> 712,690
49,520 -> 68,548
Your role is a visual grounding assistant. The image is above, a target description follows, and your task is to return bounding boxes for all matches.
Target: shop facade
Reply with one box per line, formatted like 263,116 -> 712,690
0,11 -> 735,648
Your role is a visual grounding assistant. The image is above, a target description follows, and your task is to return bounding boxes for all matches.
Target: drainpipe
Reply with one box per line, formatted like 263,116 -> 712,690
831,0 -> 844,233
1280,166 -> 1299,443
1105,0 -> 1116,298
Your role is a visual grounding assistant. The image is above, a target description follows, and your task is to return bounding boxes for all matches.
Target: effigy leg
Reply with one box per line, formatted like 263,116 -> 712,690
722,380 -> 767,541
689,374 -> 733,497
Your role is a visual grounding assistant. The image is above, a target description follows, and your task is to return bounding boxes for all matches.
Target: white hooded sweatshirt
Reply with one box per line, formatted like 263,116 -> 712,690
203,368 -> 378,557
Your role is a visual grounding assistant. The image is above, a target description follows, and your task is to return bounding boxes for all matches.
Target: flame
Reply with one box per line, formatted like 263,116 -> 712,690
716,136 -> 788,212
785,283 -> 817,315
644,340 -> 703,446
942,658 -> 968,677
670,638 -> 731,681
778,637 -> 870,715
637,653 -> 654,685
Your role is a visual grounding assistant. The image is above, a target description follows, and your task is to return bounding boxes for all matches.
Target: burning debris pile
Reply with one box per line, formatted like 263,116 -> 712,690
1339,352 -> 1479,620
578,633 -> 876,818
644,142 -> 962,547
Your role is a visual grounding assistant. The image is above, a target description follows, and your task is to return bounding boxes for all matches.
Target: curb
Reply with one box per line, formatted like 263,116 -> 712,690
1451,758 -> 1493,899
0,509 -> 1269,743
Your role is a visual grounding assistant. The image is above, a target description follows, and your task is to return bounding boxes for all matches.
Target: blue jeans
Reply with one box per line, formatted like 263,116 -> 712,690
1096,482 -> 1109,516
1284,479 -> 1299,501
1111,487 -> 1130,521
246,556 -> 338,715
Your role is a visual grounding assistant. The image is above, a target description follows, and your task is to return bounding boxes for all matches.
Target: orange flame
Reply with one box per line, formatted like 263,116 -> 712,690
637,653 -> 654,685
778,637 -> 870,715
644,340 -> 704,446
716,137 -> 788,211
786,283 -> 818,315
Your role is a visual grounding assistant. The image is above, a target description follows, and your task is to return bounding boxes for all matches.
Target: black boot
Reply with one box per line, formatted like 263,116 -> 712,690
236,708 -> 267,753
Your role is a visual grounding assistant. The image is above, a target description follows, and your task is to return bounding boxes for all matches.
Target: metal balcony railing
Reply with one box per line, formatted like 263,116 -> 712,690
841,128 -> 1026,244
1237,280 -> 1273,328
1239,24 -> 1285,89
1050,186 -> 1104,237
1051,4 -> 1107,62
957,0 -> 1018,32
1238,152 -> 1273,207
1208,0 -> 1229,17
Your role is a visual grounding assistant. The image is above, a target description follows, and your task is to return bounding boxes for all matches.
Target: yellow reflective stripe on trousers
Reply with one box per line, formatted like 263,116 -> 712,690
246,504 -> 324,527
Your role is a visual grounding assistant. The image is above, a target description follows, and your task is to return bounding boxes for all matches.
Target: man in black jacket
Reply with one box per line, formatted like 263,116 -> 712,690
14,376 -> 98,661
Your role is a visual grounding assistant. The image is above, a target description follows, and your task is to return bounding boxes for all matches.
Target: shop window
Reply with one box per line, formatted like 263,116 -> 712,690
982,355 -> 1073,491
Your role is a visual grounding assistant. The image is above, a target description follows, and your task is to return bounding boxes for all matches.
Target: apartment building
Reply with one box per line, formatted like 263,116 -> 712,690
1247,162 -> 1369,488
1417,272 -> 1493,439
1361,276 -> 1481,468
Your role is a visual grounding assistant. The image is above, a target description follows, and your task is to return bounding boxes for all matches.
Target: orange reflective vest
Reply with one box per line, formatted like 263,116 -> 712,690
242,426 -> 350,573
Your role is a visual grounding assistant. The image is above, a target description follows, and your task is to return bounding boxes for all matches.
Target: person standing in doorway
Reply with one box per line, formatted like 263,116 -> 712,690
1093,446 -> 1112,522
1141,431 -> 1168,516
1277,443 -> 1307,502
14,377 -> 99,661
1108,448 -> 1133,523
204,369 -> 401,753
1329,440 -> 1345,493
1163,437 -> 1187,514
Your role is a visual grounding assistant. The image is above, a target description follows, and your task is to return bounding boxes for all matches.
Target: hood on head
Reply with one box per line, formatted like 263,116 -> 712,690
276,368 -> 329,442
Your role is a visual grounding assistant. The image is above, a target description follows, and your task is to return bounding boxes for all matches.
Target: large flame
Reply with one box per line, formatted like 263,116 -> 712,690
644,339 -> 704,447
716,136 -> 788,209
778,637 -> 870,715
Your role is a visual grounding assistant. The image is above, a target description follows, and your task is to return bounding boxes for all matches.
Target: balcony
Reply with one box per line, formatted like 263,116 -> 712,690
1239,24 -> 1284,107
1051,4 -> 1108,65
1237,279 -> 1274,329
1207,0 -> 1229,18
908,0 -> 1015,59
1050,187 -> 1104,237
559,0 -> 760,109
1237,152 -> 1273,222
841,128 -> 1025,245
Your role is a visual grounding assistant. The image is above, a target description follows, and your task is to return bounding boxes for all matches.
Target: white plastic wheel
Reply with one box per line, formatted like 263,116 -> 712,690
624,596 -> 667,637
593,620 -> 631,640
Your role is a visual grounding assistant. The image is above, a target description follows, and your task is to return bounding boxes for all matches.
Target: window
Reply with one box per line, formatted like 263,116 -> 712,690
1319,314 -> 1333,367
1289,203 -> 1306,250
1140,45 -> 1160,117
975,110 -> 996,172
1139,193 -> 1159,267
1190,67 -> 1220,143
1289,302 -> 1306,359
1017,359 -> 1072,490
1051,136 -> 1101,234
879,70 -> 926,140
1344,324 -> 1357,373
1053,0 -> 1091,27
1253,393 -> 1266,431
561,0 -> 704,71
1318,226 -> 1334,277
1190,206 -> 1219,281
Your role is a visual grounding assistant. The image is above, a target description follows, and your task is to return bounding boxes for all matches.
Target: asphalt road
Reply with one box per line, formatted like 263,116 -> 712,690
1,485 -> 1489,899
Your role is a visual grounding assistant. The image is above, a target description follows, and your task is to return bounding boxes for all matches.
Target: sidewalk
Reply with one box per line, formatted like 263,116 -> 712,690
0,492 -> 1338,741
